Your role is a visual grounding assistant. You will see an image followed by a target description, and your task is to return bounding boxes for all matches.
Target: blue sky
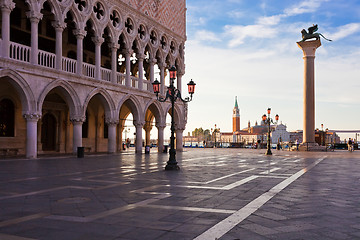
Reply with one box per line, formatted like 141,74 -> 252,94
181,0 -> 360,140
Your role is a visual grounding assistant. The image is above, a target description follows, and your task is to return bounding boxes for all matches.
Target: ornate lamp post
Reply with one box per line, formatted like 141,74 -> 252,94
152,66 -> 195,170
262,108 -> 279,155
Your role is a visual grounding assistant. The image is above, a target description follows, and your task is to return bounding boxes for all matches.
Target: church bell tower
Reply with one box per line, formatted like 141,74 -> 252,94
233,97 -> 240,132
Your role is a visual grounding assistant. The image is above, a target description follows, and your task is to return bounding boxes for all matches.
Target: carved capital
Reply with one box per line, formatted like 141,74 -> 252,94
26,11 -> 43,23
52,21 -> 66,31
136,53 -> 145,61
23,113 -> 41,121
133,120 -> 145,128
108,42 -> 120,51
105,117 -> 119,126
92,36 -> 104,45
123,48 -> 133,56
149,58 -> 157,65
73,29 -> 87,39
156,123 -> 166,129
0,0 -> 15,12
70,116 -> 85,124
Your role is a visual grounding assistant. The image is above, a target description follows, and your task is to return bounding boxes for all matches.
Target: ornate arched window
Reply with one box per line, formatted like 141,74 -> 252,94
0,99 -> 15,137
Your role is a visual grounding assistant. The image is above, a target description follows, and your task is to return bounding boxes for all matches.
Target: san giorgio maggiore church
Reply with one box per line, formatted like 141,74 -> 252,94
0,0 -> 188,158
220,97 -> 298,145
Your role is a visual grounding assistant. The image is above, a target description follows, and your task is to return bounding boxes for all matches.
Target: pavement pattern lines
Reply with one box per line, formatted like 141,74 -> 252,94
0,149 -> 358,240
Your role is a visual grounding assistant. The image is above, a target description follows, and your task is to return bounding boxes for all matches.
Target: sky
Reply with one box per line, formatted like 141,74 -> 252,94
180,0 -> 360,141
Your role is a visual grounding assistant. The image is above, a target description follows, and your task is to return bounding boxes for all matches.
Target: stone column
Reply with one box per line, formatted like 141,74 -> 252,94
53,22 -> 66,70
176,127 -> 184,152
74,29 -> 86,75
27,12 -> 42,65
93,36 -> 104,80
156,123 -> 165,152
137,53 -> 145,90
106,119 -> 118,153
110,43 -> 119,84
125,50 -> 132,87
23,113 -> 41,159
70,117 -> 84,153
177,69 -> 183,95
118,125 -> 124,152
0,1 -> 15,58
297,40 -> 321,146
143,122 -> 152,146
134,121 -> 144,153
158,62 -> 165,95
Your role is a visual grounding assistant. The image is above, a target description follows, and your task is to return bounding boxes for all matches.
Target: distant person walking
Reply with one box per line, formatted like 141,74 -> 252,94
348,138 -> 353,152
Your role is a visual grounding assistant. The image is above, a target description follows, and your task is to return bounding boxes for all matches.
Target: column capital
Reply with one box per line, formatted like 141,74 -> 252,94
23,113 -> 41,121
52,21 -> 66,31
0,0 -> 15,12
70,116 -> 85,124
149,58 -> 157,65
297,39 -> 321,57
157,60 -> 165,68
105,117 -> 119,126
133,120 -> 145,128
92,36 -> 104,45
156,123 -> 166,129
123,49 -> 133,56
73,29 -> 87,39
137,53 -> 145,61
109,42 -> 120,50
26,11 -> 43,23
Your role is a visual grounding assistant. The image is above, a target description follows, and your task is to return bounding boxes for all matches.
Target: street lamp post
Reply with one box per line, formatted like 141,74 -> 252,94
152,66 -> 196,170
211,124 -> 220,148
262,108 -> 279,155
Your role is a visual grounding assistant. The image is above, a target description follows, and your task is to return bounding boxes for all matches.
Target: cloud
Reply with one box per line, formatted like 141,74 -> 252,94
329,23 -> 360,40
284,0 -> 327,16
225,24 -> 277,47
193,30 -> 221,42
227,10 -> 245,19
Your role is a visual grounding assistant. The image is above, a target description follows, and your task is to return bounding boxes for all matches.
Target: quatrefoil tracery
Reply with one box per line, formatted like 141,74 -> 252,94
138,25 -> 146,40
110,10 -> 120,27
125,18 -> 134,34
150,31 -> 157,45
170,41 -> 175,54
75,0 -> 86,11
160,36 -> 167,50
93,2 -> 104,20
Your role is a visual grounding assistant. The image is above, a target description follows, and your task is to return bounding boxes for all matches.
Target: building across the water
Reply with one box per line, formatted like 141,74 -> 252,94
0,0 -> 188,158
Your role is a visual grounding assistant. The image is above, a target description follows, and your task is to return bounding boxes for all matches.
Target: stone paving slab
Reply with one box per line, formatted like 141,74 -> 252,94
0,149 -> 360,239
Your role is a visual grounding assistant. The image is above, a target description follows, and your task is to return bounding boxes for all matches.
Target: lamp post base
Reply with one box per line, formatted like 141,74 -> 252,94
165,162 -> 180,170
265,149 -> 272,155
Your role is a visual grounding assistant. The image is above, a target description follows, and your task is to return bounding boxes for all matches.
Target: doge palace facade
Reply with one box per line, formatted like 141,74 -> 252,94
0,0 -> 187,158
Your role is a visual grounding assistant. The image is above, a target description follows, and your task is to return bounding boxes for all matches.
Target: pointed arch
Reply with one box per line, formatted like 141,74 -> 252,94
117,94 -> 142,122
144,99 -> 164,125
0,69 -> 36,113
83,88 -> 116,119
38,79 -> 81,117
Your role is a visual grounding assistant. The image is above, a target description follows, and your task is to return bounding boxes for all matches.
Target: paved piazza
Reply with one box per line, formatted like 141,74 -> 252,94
1,149 -> 360,240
